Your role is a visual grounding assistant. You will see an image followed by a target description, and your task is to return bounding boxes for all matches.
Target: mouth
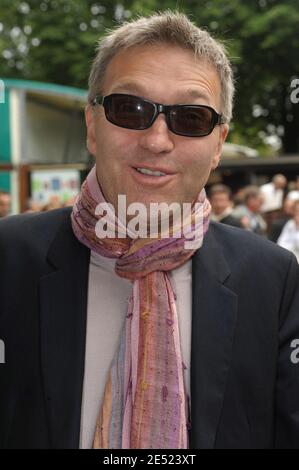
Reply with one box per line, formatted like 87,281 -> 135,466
136,167 -> 168,177
130,165 -> 176,186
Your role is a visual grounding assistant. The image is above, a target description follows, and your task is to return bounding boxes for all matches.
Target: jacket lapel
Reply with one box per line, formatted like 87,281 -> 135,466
39,216 -> 90,449
190,224 -> 238,449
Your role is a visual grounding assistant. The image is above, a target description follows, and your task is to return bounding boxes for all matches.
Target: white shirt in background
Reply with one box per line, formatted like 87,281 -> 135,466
277,219 -> 299,262
287,190 -> 299,202
260,182 -> 284,212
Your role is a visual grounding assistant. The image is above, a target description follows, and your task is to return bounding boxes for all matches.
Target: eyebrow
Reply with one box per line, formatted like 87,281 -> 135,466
109,81 -> 148,96
109,81 -> 211,104
183,88 -> 211,102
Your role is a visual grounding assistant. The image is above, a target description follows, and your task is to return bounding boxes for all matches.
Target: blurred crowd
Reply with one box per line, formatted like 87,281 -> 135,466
208,174 -> 299,262
0,192 -> 76,218
0,174 -> 299,262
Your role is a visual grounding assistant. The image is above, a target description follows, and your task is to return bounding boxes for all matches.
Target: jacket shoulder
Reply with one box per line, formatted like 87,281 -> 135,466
0,207 -> 73,261
0,207 -> 71,236
209,221 -> 296,267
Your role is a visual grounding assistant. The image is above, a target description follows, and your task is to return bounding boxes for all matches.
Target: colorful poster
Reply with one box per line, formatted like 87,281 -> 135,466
31,169 -> 80,205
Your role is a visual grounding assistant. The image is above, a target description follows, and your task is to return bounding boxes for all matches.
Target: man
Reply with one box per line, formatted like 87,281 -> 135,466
260,174 -> 288,232
278,200 -> 299,263
0,12 -> 299,449
260,174 -> 287,214
287,176 -> 299,202
0,190 -> 11,218
209,184 -> 242,228
269,197 -> 295,243
233,186 -> 267,236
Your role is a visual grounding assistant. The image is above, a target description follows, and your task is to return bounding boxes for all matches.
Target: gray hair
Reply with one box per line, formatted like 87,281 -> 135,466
88,10 -> 235,123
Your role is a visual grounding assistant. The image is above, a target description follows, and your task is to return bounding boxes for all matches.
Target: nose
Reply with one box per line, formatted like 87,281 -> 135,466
138,113 -> 175,154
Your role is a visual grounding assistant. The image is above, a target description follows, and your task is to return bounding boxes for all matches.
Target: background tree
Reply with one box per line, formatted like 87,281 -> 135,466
0,0 -> 298,154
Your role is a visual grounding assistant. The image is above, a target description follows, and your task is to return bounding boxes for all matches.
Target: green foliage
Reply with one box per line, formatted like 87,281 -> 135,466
0,0 -> 298,153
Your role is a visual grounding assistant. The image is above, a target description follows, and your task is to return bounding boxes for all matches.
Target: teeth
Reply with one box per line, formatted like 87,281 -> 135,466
137,168 -> 167,177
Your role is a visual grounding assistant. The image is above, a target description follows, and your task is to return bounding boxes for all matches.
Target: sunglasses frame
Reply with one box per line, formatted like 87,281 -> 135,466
92,93 -> 224,137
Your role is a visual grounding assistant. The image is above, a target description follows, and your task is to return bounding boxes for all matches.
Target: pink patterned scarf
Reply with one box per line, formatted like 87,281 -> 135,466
71,166 -> 211,448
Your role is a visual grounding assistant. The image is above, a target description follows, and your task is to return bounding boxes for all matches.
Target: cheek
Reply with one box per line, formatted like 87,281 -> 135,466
95,127 -> 138,189
177,141 -> 218,199
96,121 -> 136,161
95,127 -> 121,168
183,143 -> 215,179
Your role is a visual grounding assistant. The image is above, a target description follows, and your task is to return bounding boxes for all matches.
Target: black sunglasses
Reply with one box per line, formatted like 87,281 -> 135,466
91,93 -> 224,137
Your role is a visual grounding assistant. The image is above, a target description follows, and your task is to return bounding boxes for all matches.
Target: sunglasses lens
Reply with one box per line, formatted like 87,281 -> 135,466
170,106 -> 214,136
105,95 -> 154,129
101,94 -> 219,137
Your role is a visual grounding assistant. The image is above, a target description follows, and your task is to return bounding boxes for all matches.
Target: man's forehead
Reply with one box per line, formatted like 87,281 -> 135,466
110,80 -> 210,101
102,44 -> 221,108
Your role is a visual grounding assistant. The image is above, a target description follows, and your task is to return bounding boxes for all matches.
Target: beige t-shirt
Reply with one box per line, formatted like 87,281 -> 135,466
79,250 -> 192,449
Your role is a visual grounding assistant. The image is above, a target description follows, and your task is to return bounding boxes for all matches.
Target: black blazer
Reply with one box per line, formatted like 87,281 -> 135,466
0,208 -> 299,449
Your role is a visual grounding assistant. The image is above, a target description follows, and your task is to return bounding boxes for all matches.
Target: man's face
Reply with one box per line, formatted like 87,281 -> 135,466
274,177 -> 287,190
248,195 -> 263,214
0,194 -> 10,218
294,203 -> 299,226
86,44 -> 229,215
210,193 -> 232,216
284,199 -> 295,216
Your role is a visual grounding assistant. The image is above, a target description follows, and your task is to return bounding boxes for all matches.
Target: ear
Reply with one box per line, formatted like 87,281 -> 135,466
211,124 -> 229,170
85,104 -> 97,156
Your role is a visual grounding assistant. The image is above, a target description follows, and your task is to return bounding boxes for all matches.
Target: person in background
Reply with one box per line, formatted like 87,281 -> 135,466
42,195 -> 63,212
233,185 -> 267,236
277,200 -> 299,263
24,198 -> 43,213
209,184 -> 242,228
287,176 -> 299,202
260,174 -> 287,213
232,187 -> 246,208
269,198 -> 295,243
260,174 -> 287,232
0,191 -> 11,218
